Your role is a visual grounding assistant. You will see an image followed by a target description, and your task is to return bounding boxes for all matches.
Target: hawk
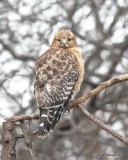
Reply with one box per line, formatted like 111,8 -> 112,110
34,29 -> 85,138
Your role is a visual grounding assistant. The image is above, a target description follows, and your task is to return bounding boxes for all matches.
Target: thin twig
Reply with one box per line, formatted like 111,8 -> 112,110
78,105 -> 128,145
16,130 -> 38,139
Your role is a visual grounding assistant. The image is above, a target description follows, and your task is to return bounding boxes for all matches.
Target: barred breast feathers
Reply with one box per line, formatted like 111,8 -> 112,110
69,47 -> 85,93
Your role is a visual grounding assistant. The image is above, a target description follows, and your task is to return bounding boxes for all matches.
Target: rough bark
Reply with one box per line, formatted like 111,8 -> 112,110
2,121 -> 16,160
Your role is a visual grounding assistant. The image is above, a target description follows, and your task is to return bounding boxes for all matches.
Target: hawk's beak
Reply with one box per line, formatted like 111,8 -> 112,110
61,39 -> 67,44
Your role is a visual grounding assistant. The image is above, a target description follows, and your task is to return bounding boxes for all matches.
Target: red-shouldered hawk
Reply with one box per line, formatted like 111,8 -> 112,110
34,28 -> 85,138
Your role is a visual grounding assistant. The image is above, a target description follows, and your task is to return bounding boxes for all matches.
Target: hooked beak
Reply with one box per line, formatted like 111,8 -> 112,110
61,39 -> 67,45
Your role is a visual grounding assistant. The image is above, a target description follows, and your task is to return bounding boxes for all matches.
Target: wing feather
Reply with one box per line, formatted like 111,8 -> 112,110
34,48 -> 79,108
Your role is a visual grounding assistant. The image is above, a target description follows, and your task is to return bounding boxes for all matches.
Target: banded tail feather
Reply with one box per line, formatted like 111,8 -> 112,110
39,106 -> 64,138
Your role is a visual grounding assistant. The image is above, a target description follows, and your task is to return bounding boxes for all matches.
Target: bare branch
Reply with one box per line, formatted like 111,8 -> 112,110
16,130 -> 38,139
20,121 -> 38,160
2,121 -> 16,160
7,74 -> 128,122
68,74 -> 128,109
78,105 -> 128,145
3,74 -> 128,147
6,114 -> 39,122
0,39 -> 36,61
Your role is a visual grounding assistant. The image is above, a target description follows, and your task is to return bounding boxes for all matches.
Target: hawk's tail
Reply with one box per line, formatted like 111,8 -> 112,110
39,106 -> 64,139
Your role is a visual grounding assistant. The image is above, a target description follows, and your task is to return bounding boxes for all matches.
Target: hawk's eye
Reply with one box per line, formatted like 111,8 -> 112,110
58,39 -> 61,42
67,38 -> 71,42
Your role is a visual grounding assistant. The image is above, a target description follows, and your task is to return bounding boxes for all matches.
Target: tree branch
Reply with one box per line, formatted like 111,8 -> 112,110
3,74 -> 128,146
6,114 -> 39,122
7,74 -> 128,123
2,121 -> 16,160
68,74 -> 128,109
20,121 -> 38,160
78,105 -> 128,145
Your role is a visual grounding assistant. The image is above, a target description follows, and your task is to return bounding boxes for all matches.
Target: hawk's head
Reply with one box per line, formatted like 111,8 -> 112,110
51,29 -> 77,49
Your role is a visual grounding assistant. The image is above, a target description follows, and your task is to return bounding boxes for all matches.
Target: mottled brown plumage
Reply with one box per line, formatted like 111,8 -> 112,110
34,29 -> 85,138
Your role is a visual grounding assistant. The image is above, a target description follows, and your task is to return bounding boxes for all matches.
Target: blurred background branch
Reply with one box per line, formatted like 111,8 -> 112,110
0,0 -> 128,159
